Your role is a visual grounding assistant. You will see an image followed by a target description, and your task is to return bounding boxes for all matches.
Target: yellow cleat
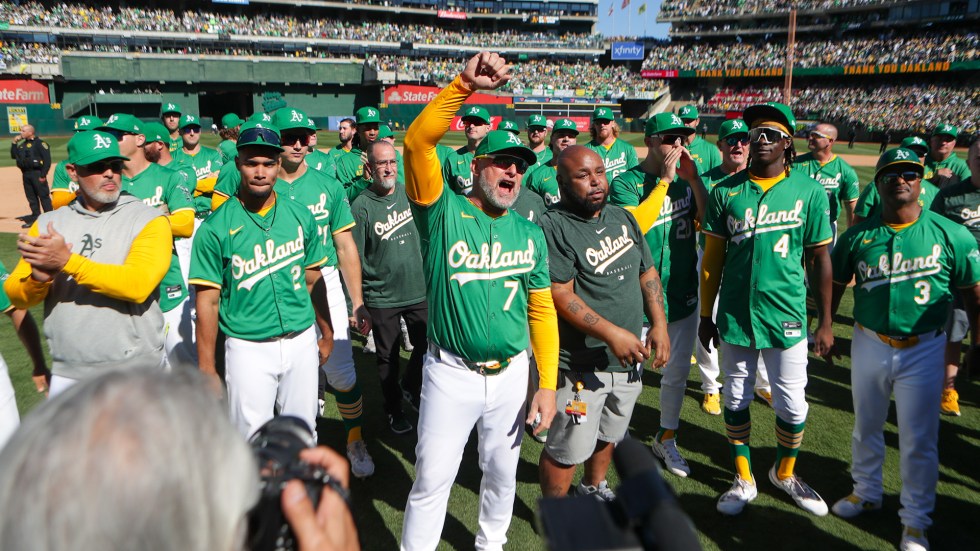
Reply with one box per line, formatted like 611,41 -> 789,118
940,388 -> 961,417
702,393 -> 721,415
755,388 -> 773,407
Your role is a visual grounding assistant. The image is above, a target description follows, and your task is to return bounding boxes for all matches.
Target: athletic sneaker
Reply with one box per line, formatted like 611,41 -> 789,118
651,438 -> 690,477
940,388 -> 961,416
402,388 -> 421,413
389,414 -> 413,435
399,317 -> 414,351
574,480 -> 616,502
755,387 -> 773,407
900,526 -> 929,551
702,393 -> 721,415
831,493 -> 881,518
346,440 -> 375,478
768,466 -> 828,516
363,331 -> 376,354
716,476 -> 757,515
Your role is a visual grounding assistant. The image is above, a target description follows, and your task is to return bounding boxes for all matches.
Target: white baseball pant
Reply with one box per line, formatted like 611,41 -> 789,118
225,325 -> 320,439
0,355 -> 19,450
174,218 -> 202,288
318,266 -> 356,391
48,374 -> 77,398
849,325 -> 944,530
163,297 -> 198,370
658,310 -> 698,430
721,340 -> 809,425
401,345 -> 529,551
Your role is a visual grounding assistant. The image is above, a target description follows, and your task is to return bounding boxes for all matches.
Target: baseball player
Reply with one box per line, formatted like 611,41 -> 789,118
211,112 -> 275,212
497,119 -> 520,135
217,113 -> 245,164
522,118 -> 579,207
794,122 -> 860,232
539,144 -> 670,500
350,141 -> 428,433
585,107 -> 637,182
304,116 -> 337,178
442,105 -> 492,196
609,113 -> 707,477
699,102 -> 833,516
335,106 -> 383,188
828,146 -> 980,551
678,105 -> 722,174
526,114 -> 551,168
160,102 -> 182,153
926,123 -> 971,189
400,52 -> 558,551
99,114 -> 198,370
929,139 -> 980,416
855,137 -> 940,225
50,116 -> 103,209
173,114 -> 224,218
189,122 -> 334,438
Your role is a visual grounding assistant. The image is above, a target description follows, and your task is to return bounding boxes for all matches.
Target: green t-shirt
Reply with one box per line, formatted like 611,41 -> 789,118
189,196 -> 330,341
411,185 -> 551,363
855,179 -> 939,220
442,146 -> 475,195
931,180 -> 980,246
274,168 -> 355,269
687,136 -> 722,175
702,171 -> 834,348
350,184 -> 426,309
218,139 -> 238,164
523,163 -> 560,207
610,167 -> 699,322
793,153 -> 860,224
832,210 -> 980,335
585,138 -> 638,183
51,160 -> 76,194
539,205 -> 653,372
925,153 -> 971,189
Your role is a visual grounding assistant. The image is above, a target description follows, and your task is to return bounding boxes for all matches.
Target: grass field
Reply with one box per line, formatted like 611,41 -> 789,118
1,135 -> 978,550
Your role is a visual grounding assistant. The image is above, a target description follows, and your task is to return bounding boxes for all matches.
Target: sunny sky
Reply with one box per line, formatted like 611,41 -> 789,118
596,0 -> 671,39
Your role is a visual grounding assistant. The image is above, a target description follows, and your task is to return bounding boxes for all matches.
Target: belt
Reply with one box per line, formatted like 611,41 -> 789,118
430,344 -> 512,376
857,324 -> 941,350
254,329 -> 304,342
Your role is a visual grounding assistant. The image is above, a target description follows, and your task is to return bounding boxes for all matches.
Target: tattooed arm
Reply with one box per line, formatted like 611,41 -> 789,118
640,267 -> 670,368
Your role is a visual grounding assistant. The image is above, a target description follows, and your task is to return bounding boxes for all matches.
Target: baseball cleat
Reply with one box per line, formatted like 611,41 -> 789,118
347,440 -> 375,478
702,393 -> 721,415
768,466 -> 828,516
755,388 -> 773,407
900,526 -> 929,551
399,318 -> 414,351
940,388 -> 961,416
831,493 -> 881,518
717,476 -> 757,515
651,438 -> 690,477
362,331 -> 376,354
574,480 -> 616,502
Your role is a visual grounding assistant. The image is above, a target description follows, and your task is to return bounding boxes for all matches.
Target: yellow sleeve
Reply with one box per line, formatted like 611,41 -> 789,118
699,234 -> 726,317
62,216 -> 174,303
404,76 -> 472,205
527,288 -> 559,391
211,192 -> 229,211
194,175 -> 217,195
167,208 -> 195,238
4,223 -> 52,309
51,190 -> 76,210
624,179 -> 670,232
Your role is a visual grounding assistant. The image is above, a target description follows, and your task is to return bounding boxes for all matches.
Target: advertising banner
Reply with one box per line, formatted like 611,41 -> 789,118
611,42 -> 645,61
0,80 -> 49,104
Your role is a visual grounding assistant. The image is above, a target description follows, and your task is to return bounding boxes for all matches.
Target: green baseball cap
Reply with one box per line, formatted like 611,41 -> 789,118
236,121 -> 283,152
305,117 -> 318,131
497,120 -> 520,134
678,105 -> 699,121
377,125 -> 394,139
526,114 -> 547,129
718,119 -> 749,140
933,123 -> 958,137
461,106 -> 491,125
592,107 -> 615,121
271,108 -> 312,133
220,113 -> 245,130
73,115 -> 103,132
355,106 -> 381,124
160,102 -> 182,116
141,122 -> 170,144
248,112 -> 274,124
900,136 -> 930,155
875,148 -> 924,178
99,113 -> 142,134
473,130 -> 537,166
743,102 -> 797,134
178,114 -> 201,129
67,131 -> 129,165
552,118 -> 579,135
645,112 -> 695,137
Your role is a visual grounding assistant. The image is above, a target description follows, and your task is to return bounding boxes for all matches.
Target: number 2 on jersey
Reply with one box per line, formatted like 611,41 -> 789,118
291,265 -> 302,290
773,234 -> 790,258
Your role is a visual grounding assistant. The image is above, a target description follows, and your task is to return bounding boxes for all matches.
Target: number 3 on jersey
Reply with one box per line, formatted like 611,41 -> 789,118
773,234 -> 790,258
914,281 -> 930,305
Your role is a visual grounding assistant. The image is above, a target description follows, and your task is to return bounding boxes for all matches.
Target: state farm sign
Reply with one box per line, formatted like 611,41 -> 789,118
385,85 -> 510,105
0,80 -> 49,104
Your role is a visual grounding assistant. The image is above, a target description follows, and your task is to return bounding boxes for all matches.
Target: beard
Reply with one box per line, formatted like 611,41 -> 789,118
144,147 -> 161,163
565,186 -> 606,215
375,175 -> 397,191
477,174 -> 519,211
84,184 -> 121,207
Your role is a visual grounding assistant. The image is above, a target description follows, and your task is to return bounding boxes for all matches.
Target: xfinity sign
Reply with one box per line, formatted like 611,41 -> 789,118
611,42 -> 645,61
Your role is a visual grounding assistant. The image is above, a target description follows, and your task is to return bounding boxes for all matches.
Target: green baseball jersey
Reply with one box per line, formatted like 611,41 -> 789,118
274,168 -> 355,269
350,184 -> 426,308
703,171 -> 834,348
213,162 -> 241,200
610,167 -> 699,322
793,153 -> 860,224
51,160 -> 77,194
832,210 -> 980,335
855,179 -> 939,220
0,260 -> 12,313
334,147 -> 364,186
687,136 -> 722,174
122,163 -> 196,312
189,195 -> 330,341
173,146 -> 224,217
533,147 -> 553,169
698,165 -> 741,248
925,153 -> 971,189
168,135 -> 181,153
442,146 -> 475,195
511,185 -> 547,224
328,144 -> 354,165
523,163 -> 560,207
585,138 -> 638,182
435,143 -> 455,166
343,177 -> 372,204
539,205 -> 653,372
931,180 -> 980,246
218,139 -> 238,164
306,149 -> 336,178
412,185 -> 551,363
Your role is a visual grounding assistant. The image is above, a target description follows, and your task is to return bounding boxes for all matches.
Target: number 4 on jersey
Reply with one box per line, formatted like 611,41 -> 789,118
773,234 -> 790,258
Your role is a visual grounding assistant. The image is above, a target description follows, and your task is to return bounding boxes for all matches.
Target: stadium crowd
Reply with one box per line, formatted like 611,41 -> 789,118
659,0 -> 912,18
0,41 -> 59,65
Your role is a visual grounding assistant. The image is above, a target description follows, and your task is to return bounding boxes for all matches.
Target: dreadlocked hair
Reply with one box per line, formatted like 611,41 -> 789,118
784,140 -> 796,177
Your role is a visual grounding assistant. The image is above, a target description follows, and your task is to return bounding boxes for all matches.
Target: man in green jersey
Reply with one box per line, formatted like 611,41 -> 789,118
678,105 -> 721,174
217,113 -> 244,164
585,106 -> 637,182
173,114 -> 223,218
523,118 -> 579,207
50,116 -> 103,210
926,123 -> 971,189
828,146 -> 980,551
160,102 -> 182,153
442,105 -> 492,196
795,122 -> 860,234
328,117 -> 356,167
526,113 -> 551,168
304,116 -> 337,178
335,106 -> 383,187
855,137 -> 940,224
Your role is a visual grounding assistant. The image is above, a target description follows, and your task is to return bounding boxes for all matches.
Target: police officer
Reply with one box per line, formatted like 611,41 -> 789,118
10,124 -> 52,228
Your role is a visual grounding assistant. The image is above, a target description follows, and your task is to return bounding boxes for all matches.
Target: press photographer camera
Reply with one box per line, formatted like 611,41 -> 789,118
537,438 -> 701,551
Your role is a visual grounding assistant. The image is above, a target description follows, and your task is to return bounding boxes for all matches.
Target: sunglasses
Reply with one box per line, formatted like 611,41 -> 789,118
658,134 -> 686,144
808,130 -> 832,140
749,127 -> 790,144
281,132 -> 311,146
101,129 -> 135,140
239,127 -> 282,147
476,154 -> 529,175
878,171 -> 922,185
725,135 -> 750,146
181,126 -> 201,134
79,160 -> 124,174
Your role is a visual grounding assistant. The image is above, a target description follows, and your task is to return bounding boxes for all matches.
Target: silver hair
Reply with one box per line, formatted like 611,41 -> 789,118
0,369 -> 258,551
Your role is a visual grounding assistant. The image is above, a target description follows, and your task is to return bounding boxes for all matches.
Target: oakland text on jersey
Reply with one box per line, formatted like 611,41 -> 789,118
306,192 -> 330,221
586,225 -> 635,274
231,226 -> 305,291
191,159 -> 217,179
604,152 -> 628,175
447,239 -> 536,285
650,187 -> 694,229
956,205 -> 980,226
728,200 -> 805,244
139,186 -> 165,209
374,208 -> 414,240
812,172 -> 843,191
857,245 -> 943,290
